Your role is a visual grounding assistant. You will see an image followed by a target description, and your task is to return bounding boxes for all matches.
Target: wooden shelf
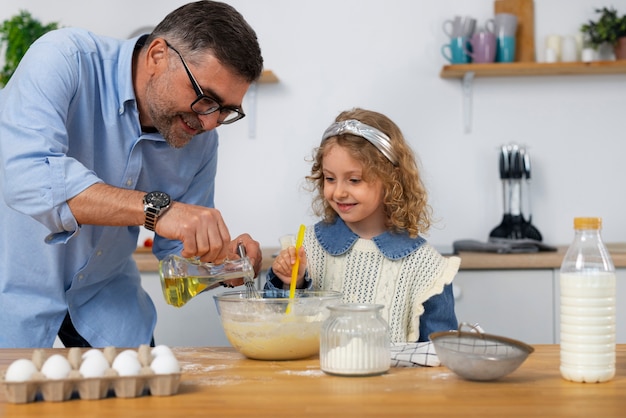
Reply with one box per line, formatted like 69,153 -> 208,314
259,69 -> 279,83
440,60 -> 626,79
440,60 -> 626,133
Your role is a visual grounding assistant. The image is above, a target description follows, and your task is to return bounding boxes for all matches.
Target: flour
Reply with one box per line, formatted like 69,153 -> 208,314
321,337 -> 390,376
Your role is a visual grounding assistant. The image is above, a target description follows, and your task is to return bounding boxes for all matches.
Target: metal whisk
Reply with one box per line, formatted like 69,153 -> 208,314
237,242 -> 260,299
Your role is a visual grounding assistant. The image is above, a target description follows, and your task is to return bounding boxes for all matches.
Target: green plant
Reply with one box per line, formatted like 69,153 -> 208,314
0,10 -> 59,86
580,7 -> 626,48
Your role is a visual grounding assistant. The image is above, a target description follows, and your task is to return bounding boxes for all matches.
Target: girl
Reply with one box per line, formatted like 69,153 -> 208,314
265,108 -> 460,343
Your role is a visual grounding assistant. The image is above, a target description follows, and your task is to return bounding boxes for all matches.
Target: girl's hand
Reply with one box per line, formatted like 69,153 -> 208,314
271,246 -> 307,288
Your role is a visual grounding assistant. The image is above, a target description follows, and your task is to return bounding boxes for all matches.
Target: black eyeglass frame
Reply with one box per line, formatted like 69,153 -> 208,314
164,40 -> 245,125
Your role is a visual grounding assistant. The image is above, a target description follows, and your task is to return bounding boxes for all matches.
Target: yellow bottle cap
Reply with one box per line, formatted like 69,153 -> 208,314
574,217 -> 601,229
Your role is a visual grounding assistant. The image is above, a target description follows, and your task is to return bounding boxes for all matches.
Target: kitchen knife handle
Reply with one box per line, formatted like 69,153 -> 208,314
510,145 -> 523,179
521,148 -> 531,180
499,145 -> 510,179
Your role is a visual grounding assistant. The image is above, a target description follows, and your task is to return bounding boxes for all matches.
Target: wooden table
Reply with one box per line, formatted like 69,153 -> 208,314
2,345 -> 625,417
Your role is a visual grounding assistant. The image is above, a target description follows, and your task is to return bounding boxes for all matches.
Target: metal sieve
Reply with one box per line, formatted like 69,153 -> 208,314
430,323 -> 534,381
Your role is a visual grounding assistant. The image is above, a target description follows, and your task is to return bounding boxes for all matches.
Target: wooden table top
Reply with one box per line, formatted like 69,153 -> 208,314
2,345 -> 625,417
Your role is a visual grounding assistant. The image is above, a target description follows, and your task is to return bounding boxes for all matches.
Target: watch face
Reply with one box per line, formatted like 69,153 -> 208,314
146,191 -> 170,208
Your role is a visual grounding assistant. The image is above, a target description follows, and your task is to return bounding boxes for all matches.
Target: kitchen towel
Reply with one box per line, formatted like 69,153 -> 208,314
390,342 -> 440,367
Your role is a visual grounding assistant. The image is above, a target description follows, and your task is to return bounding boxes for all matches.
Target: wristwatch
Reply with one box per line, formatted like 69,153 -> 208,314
143,191 -> 171,231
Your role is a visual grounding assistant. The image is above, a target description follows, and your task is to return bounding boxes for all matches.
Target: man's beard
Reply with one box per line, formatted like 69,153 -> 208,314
144,79 -> 204,149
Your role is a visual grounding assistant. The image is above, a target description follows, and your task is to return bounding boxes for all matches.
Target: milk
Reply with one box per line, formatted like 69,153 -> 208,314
560,272 -> 616,383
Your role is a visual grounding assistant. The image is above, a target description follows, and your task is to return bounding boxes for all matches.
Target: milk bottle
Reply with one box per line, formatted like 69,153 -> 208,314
559,217 -> 615,383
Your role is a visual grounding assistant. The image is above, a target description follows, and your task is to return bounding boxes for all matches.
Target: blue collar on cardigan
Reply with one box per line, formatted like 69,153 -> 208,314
314,217 -> 426,260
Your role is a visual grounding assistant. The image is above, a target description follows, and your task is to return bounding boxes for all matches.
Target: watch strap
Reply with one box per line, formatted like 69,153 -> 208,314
144,206 -> 160,231
143,191 -> 171,232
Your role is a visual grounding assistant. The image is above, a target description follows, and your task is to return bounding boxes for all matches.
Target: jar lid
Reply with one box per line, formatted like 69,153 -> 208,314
326,303 -> 384,313
574,217 -> 601,230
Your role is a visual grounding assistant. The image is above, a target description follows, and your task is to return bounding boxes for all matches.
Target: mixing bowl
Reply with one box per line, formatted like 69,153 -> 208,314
214,290 -> 342,360
430,324 -> 534,381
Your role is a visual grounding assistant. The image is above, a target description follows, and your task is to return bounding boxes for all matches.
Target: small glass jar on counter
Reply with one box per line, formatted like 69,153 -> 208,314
320,304 -> 390,376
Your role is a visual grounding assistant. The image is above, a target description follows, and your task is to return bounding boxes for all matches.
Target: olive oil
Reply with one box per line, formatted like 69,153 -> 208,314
159,254 -> 254,308
162,276 -> 212,308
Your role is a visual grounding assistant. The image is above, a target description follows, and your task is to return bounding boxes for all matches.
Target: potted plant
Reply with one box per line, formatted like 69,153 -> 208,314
0,10 -> 59,86
580,7 -> 626,60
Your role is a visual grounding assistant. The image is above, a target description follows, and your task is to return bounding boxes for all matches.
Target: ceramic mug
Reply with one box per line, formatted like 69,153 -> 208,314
496,36 -> 516,63
442,16 -> 463,38
486,13 -> 518,37
545,48 -> 558,63
581,47 -> 596,62
442,36 -> 471,64
443,16 -> 476,39
465,31 -> 496,63
561,35 -> 578,62
545,35 -> 562,62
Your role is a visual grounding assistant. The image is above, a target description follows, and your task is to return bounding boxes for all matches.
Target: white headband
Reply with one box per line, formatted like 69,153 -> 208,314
321,119 -> 398,166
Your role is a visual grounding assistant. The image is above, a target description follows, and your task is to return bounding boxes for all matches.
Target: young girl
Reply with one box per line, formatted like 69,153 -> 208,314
265,108 -> 460,343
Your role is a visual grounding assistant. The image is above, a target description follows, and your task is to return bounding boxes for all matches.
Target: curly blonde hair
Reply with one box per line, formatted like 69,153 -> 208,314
306,108 -> 432,238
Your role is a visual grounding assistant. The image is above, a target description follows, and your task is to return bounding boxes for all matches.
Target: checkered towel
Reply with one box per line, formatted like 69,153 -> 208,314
390,341 -> 440,367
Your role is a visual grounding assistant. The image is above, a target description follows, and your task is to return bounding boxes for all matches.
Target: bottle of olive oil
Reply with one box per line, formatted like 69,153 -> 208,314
159,254 -> 254,307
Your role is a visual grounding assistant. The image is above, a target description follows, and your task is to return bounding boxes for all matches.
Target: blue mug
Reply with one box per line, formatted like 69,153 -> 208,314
442,36 -> 471,64
496,36 -> 516,63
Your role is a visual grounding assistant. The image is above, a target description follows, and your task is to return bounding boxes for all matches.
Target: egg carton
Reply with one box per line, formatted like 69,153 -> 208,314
1,345 -> 181,404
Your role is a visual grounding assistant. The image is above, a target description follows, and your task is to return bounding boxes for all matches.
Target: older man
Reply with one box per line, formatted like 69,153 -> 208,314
0,1 -> 264,348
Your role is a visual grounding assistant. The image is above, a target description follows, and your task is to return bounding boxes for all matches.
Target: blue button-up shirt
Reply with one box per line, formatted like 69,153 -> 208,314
0,28 -> 219,347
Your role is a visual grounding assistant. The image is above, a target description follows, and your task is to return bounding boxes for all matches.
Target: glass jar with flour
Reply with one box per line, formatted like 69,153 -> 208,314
320,304 -> 390,376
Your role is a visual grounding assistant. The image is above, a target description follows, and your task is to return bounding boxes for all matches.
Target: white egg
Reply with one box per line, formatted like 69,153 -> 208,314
4,358 -> 38,382
151,345 -> 173,358
41,354 -> 72,380
150,354 -> 180,374
79,353 -> 110,378
118,349 -> 138,358
82,348 -> 106,359
112,352 -> 142,376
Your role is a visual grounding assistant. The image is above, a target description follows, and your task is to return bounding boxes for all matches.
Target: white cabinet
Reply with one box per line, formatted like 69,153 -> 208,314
454,268 -> 626,345
141,272 -> 231,347
453,269 -> 556,344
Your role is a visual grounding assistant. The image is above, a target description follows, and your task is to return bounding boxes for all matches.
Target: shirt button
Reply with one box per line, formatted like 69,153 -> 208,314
96,250 -> 103,256
78,274 -> 84,281
126,178 -> 133,187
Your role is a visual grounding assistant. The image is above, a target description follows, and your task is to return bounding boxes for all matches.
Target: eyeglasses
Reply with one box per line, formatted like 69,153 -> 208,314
165,41 -> 245,125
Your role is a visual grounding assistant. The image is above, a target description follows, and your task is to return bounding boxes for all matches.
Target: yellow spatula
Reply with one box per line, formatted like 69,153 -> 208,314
286,224 -> 306,314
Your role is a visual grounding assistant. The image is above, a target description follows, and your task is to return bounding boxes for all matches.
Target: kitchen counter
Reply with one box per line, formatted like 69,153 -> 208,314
133,246 -> 281,273
457,242 -> 626,270
2,345 -> 625,417
133,243 -> 626,272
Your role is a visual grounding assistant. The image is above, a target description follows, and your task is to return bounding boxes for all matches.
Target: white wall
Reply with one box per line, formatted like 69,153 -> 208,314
3,0 -> 626,250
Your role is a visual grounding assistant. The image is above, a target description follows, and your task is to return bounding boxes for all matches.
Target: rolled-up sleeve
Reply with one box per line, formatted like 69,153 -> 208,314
0,31 -> 107,237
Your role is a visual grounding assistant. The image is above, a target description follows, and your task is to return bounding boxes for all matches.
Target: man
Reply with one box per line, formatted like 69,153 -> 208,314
0,1 -> 264,348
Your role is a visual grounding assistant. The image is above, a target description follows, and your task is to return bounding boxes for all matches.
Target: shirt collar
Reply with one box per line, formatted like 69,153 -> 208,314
314,217 -> 426,260
117,36 -> 144,113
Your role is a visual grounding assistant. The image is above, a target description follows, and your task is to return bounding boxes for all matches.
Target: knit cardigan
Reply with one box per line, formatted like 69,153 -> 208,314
304,226 -> 460,342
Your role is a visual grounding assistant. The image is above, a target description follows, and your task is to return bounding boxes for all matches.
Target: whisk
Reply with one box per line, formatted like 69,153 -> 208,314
237,242 -> 260,299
